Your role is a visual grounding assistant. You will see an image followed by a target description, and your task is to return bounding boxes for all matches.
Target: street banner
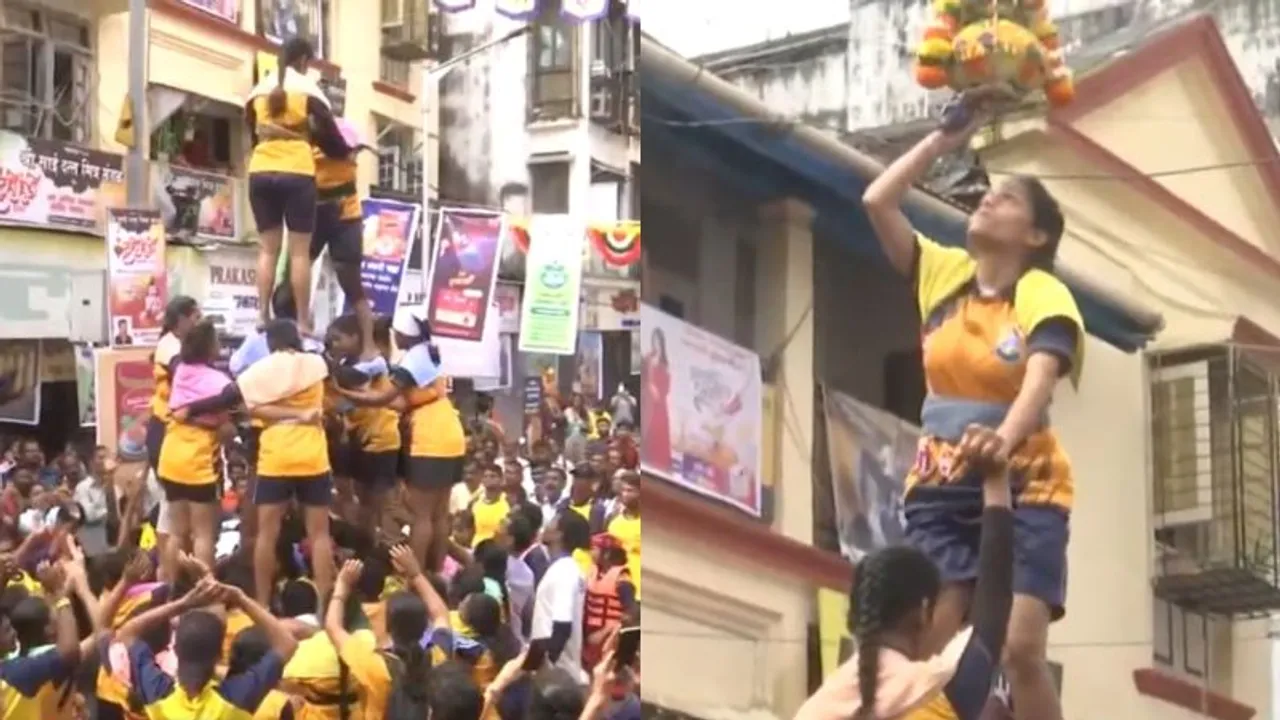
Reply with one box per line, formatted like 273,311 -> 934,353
640,304 -> 763,516
474,334 -> 514,392
94,348 -> 154,464
518,214 -> 586,356
75,344 -> 96,426
494,282 -> 521,333
823,388 -> 915,561
153,164 -> 238,242
202,246 -> 259,338
106,208 -> 168,347
0,130 -> 125,233
426,209 -> 504,343
0,341 -> 41,425
574,331 -> 603,399
359,198 -> 419,316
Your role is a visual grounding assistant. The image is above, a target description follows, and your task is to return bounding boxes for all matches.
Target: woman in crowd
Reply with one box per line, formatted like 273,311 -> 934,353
795,456 -> 1013,720
244,37 -> 348,337
326,315 -> 402,541
158,318 -> 231,577
337,306 -> 465,571
862,95 -> 1081,720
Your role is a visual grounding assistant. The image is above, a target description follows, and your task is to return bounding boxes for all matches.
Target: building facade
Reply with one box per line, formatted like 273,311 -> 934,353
0,0 -> 435,443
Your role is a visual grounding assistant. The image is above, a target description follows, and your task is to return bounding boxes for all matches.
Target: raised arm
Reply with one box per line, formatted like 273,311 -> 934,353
224,582 -> 299,662
389,545 -> 450,628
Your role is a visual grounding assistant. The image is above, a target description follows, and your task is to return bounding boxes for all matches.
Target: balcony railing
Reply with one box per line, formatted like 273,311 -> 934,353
1150,346 -> 1280,616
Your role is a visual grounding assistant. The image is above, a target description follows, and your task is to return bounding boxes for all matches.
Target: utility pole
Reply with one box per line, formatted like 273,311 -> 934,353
125,0 -> 148,205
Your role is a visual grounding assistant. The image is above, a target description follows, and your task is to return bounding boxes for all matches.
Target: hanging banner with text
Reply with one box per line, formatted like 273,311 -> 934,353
359,198 -> 419,316
426,209 -> 504,343
0,130 -> 126,233
203,246 -> 258,337
518,214 -> 586,356
95,348 -> 154,465
0,340 -> 42,425
823,387 -> 915,562
106,208 -> 168,347
639,304 -> 763,516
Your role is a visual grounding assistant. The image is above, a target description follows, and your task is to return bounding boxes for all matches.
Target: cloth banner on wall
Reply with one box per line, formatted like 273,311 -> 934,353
823,387 -> 915,562
95,348 -> 155,464
75,344 -> 96,426
426,209 -> 504,343
153,164 -> 238,242
518,214 -> 586,356
0,340 -> 41,425
0,130 -> 125,233
106,208 -> 167,347
574,331 -> 603,399
359,198 -> 420,316
639,303 -> 763,516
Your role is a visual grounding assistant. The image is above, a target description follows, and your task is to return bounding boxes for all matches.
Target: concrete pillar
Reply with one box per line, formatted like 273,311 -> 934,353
754,198 -> 815,543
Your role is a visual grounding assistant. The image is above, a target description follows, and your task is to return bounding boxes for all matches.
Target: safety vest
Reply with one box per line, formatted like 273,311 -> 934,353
584,566 -> 627,633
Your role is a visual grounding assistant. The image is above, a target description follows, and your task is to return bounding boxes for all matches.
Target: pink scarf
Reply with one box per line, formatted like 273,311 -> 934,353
169,363 -> 233,425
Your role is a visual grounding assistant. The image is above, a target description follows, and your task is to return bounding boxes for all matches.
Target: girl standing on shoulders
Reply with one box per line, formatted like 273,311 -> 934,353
861,94 -> 1079,720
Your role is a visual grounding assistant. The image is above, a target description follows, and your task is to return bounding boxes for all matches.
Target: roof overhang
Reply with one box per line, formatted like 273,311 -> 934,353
641,36 -> 1163,352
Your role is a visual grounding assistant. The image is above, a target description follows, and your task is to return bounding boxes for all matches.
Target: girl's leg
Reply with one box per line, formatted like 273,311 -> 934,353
924,583 -> 973,653
254,502 -> 286,607
1004,594 -> 1061,720
426,488 -> 452,572
404,484 -> 434,570
287,231 -> 315,335
161,499 -> 190,582
304,503 -> 335,602
189,499 -> 218,571
257,228 -> 283,327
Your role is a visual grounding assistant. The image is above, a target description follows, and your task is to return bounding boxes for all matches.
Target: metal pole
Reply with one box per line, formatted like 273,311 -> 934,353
125,0 -> 148,206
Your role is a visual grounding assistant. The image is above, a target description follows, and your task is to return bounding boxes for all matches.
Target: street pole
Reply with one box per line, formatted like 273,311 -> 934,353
420,25 -> 530,297
125,0 -> 148,206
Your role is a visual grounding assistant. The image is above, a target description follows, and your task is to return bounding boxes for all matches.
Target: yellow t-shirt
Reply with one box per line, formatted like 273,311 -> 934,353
0,651 -> 72,719
249,92 -> 316,177
337,634 -> 391,718
471,495 -> 510,547
348,376 -> 401,454
258,382 -> 331,477
156,421 -> 220,486
315,154 -> 362,222
608,513 -> 641,599
406,377 -> 465,458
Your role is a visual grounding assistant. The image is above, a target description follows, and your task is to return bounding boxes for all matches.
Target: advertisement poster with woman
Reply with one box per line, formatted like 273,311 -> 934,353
359,198 -> 419,315
640,303 -> 764,516
106,208 -> 167,346
426,209 -> 504,343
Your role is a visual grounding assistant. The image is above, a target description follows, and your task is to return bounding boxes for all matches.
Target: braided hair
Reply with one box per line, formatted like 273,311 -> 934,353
849,546 -> 941,719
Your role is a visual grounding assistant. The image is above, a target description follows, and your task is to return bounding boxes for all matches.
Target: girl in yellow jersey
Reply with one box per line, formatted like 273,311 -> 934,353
244,38 -> 348,337
179,320 -> 335,606
159,319 -> 232,576
862,99 -> 1081,720
326,316 -> 403,540
338,307 -> 465,572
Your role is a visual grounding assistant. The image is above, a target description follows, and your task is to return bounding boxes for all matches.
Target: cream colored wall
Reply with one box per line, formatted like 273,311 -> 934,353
1073,56 -> 1280,260
643,522 -> 812,719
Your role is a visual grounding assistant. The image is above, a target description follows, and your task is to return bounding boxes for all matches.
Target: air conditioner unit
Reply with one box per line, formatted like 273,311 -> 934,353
382,0 -> 405,28
589,88 -> 612,122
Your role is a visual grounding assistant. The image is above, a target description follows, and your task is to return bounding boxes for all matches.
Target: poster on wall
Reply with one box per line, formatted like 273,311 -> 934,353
639,304 -> 763,516
75,344 -> 96,426
359,198 -> 419,316
574,331 -> 603,400
437,298 -> 502,380
629,329 -> 641,375
0,130 -> 126,233
178,0 -> 239,23
823,387 -> 915,562
153,164 -> 238,242
518,214 -> 586,355
94,348 -> 155,465
426,209 -> 504,343
203,247 -> 259,337
106,208 -> 167,347
494,283 -> 521,334
0,340 -> 41,425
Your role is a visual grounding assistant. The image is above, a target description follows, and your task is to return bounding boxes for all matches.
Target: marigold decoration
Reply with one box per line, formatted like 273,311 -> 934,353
586,220 -> 642,267
915,0 -> 1075,108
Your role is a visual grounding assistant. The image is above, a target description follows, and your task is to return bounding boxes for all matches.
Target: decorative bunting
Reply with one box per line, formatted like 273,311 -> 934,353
434,0 -> 477,11
586,220 -> 641,267
562,0 -> 609,21
494,0 -> 538,19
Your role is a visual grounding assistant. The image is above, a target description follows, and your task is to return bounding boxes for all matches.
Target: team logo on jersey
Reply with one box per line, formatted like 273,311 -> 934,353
995,326 -> 1024,363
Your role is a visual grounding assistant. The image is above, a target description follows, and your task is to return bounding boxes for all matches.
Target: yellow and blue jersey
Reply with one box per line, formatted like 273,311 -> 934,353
0,649 -> 74,719
127,641 -> 285,720
907,234 -> 1083,510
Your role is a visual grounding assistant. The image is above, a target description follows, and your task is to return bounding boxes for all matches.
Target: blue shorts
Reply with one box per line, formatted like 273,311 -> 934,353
905,486 -> 1070,620
254,473 -> 333,507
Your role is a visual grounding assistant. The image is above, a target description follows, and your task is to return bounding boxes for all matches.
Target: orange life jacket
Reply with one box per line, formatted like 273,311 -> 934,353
584,566 -> 627,633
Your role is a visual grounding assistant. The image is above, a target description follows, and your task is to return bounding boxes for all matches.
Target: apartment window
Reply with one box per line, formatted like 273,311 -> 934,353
0,5 -> 93,142
1151,362 -> 1213,523
258,0 -> 331,58
380,53 -> 411,87
528,23 -> 577,121
529,161 -> 569,213
374,118 -> 422,196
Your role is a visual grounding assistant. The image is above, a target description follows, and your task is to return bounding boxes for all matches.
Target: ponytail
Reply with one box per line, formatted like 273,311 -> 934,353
268,37 -> 316,118
852,564 -> 884,719
267,67 -> 287,117
392,641 -> 431,700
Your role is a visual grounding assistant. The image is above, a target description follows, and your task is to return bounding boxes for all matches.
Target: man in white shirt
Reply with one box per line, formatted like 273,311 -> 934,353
528,510 -> 591,685
73,456 -> 111,556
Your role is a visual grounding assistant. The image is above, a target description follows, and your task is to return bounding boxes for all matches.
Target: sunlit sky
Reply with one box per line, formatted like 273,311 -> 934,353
642,0 -> 1126,57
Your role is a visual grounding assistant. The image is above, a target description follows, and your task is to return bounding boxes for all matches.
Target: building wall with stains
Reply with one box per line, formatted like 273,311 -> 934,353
708,0 -> 1280,135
